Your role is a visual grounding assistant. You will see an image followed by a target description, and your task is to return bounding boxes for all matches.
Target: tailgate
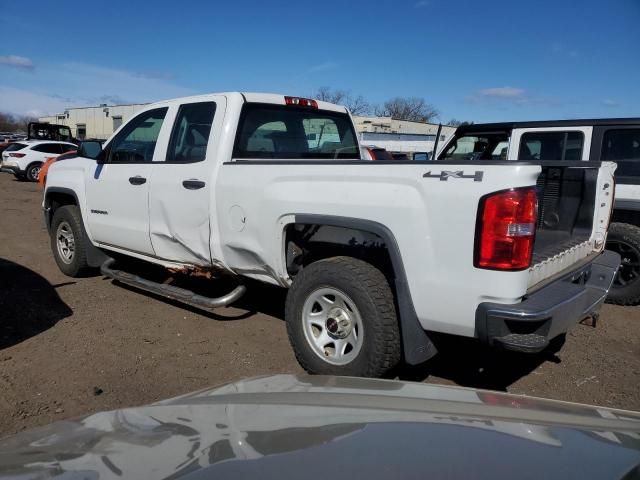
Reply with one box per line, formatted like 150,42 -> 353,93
528,161 -> 616,288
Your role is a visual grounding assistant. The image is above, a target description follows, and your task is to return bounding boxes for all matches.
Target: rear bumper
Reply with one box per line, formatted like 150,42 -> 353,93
475,250 -> 620,353
0,165 -> 21,175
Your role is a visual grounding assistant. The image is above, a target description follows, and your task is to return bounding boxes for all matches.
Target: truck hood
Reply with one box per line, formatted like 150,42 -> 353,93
1,374 -> 639,479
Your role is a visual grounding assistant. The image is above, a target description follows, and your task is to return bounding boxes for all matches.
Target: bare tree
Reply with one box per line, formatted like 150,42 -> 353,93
447,119 -> 474,127
344,95 -> 370,116
314,86 -> 348,104
312,87 -> 371,115
375,97 -> 439,123
0,112 -> 35,132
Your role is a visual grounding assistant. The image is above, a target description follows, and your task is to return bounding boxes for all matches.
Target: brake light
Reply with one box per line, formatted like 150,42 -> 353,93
284,96 -> 318,108
475,187 -> 537,270
9,152 -> 25,158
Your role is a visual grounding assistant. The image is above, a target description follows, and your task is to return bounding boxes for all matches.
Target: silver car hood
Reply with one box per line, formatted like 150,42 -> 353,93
1,374 -> 639,479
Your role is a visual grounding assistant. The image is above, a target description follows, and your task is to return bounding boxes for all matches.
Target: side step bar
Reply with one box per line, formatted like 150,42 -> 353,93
101,258 -> 246,311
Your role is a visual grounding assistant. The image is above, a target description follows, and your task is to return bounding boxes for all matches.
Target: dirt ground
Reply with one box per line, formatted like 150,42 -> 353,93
1,172 -> 639,437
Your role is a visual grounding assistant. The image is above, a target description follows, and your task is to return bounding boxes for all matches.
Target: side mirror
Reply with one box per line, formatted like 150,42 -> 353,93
78,141 -> 104,161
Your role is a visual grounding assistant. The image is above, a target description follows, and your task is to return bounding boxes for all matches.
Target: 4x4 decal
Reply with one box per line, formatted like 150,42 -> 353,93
423,170 -> 484,182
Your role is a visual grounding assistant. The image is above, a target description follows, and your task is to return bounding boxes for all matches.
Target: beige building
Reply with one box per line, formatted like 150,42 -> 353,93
353,115 -> 457,157
39,103 -> 147,140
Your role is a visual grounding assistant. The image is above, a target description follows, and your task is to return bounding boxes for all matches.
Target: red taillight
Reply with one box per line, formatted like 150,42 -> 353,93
475,187 -> 538,271
284,96 -> 318,108
9,152 -> 26,158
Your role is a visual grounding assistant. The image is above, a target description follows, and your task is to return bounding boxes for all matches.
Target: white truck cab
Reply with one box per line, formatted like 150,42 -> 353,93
44,93 -> 619,377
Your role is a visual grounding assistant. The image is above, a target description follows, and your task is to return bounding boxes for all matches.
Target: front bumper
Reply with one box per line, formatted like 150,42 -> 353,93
476,250 -> 620,353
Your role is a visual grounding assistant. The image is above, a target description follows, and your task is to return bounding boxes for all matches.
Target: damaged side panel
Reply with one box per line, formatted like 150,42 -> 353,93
149,197 -> 212,265
147,95 -> 228,267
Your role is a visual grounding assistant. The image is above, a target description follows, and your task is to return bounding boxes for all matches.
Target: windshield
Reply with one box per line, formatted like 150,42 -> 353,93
439,132 -> 510,161
233,104 -> 359,159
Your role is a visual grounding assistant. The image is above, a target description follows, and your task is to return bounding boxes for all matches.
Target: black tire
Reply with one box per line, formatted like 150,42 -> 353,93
50,205 -> 91,277
606,222 -> 640,305
285,256 -> 401,377
25,162 -> 42,182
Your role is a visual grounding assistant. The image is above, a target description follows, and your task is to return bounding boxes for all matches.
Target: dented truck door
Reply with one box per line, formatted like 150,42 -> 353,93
148,96 -> 226,265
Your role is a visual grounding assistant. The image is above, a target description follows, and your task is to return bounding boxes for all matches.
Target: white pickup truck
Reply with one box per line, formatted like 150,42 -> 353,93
44,92 -> 619,377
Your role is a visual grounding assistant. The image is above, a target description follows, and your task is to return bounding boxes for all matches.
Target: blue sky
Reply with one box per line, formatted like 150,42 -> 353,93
0,0 -> 638,122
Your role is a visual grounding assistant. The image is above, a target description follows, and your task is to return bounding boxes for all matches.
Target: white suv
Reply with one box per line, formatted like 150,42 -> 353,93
1,140 -> 77,182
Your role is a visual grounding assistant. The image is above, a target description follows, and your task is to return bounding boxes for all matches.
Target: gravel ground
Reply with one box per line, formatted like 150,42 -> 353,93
1,172 -> 639,436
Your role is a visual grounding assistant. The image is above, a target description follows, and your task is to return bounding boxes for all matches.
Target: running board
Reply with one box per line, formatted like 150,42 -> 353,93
101,258 -> 246,311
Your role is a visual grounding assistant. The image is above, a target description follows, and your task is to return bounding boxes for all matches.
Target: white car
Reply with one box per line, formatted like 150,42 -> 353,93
1,140 -> 77,182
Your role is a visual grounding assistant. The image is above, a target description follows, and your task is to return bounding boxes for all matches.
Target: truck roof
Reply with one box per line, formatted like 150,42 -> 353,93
456,117 -> 640,133
149,92 -> 349,113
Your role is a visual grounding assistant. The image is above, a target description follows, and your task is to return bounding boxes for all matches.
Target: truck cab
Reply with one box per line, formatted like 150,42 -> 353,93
439,118 -> 640,305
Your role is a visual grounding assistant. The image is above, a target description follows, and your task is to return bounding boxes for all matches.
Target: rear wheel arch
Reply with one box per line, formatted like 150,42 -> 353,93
611,208 -> 640,228
282,214 -> 437,365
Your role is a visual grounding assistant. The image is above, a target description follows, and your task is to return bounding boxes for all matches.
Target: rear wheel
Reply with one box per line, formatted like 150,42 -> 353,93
606,222 -> 640,305
285,256 -> 401,377
25,162 -> 42,182
50,205 -> 91,277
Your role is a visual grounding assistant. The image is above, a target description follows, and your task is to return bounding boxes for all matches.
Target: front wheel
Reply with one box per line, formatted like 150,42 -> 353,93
50,205 -> 91,277
285,256 -> 401,377
606,222 -> 640,305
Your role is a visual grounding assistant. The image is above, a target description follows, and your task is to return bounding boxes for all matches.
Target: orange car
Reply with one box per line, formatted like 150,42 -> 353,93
38,150 -> 77,188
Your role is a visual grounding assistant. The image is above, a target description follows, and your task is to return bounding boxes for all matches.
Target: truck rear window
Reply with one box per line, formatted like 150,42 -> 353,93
233,104 -> 359,159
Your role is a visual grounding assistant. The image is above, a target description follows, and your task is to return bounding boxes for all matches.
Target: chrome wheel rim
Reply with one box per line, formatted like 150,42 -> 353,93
302,287 -> 363,365
56,221 -> 75,264
29,166 -> 41,180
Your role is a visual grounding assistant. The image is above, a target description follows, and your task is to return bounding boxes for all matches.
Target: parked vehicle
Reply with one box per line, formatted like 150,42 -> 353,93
1,141 -> 77,181
360,145 -> 395,160
0,140 -> 13,155
391,152 -> 410,160
439,118 -> 640,305
1,374 -> 639,479
44,92 -> 618,377
27,122 -> 77,144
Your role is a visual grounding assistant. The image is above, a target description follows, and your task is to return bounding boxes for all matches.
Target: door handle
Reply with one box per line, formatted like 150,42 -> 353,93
129,176 -> 147,185
182,179 -> 206,190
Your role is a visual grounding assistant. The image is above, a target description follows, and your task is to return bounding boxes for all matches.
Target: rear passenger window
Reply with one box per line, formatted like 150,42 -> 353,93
4,143 -> 27,152
233,104 -> 359,159
601,129 -> 640,179
32,143 -> 63,154
518,131 -> 584,161
166,102 -> 216,163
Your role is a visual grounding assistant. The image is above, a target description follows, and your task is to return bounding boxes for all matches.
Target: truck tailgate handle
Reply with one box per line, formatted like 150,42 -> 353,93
128,176 -> 147,185
182,179 -> 206,190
